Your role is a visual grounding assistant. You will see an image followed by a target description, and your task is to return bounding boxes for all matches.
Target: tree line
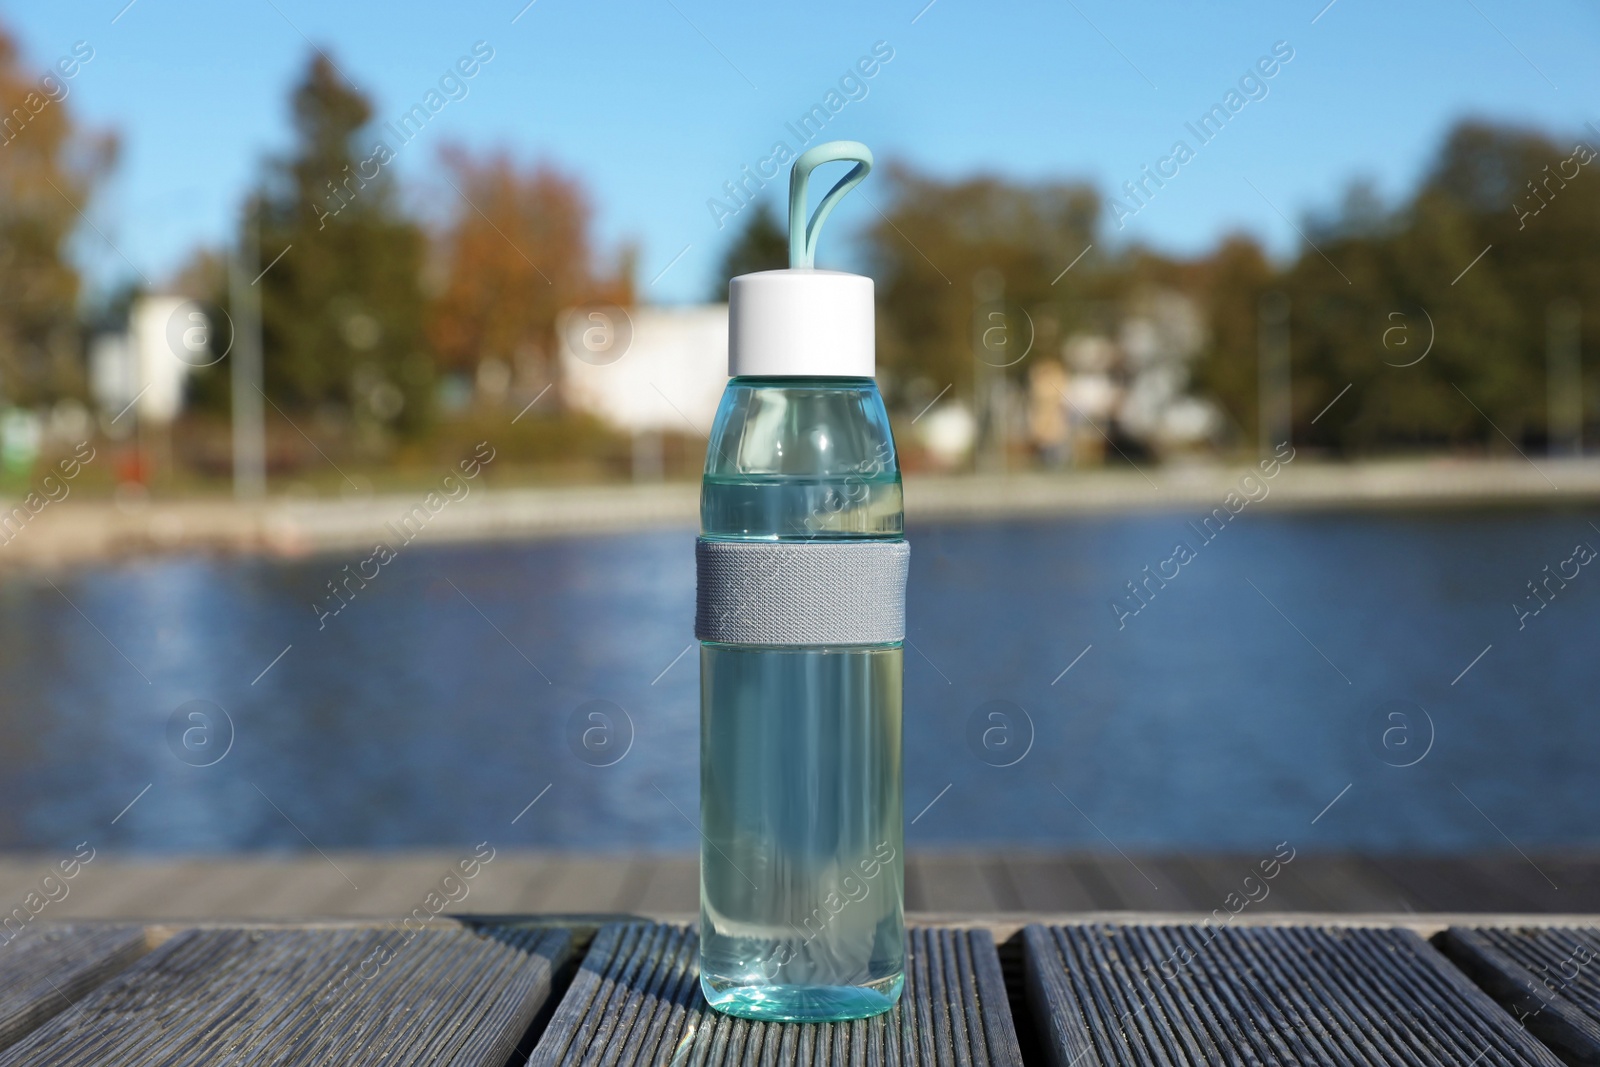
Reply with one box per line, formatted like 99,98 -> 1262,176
1,25 -> 1594,458
826,121 -> 1598,456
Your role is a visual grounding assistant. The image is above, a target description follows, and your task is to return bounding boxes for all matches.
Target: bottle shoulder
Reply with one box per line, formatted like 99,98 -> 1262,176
701,378 -> 902,540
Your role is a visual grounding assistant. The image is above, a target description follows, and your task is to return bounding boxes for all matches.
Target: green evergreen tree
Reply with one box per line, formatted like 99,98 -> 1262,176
253,53 -> 432,438
1280,120 -> 1600,454
708,199 -> 788,300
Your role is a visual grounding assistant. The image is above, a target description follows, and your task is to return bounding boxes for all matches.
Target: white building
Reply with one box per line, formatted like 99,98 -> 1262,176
558,304 -> 728,434
90,295 -> 213,425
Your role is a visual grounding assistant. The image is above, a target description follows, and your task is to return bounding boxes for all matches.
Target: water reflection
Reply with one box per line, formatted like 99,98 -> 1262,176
0,508 -> 1595,855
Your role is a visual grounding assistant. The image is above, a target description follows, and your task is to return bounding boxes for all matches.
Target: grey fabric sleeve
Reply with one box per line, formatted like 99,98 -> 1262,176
695,538 -> 909,646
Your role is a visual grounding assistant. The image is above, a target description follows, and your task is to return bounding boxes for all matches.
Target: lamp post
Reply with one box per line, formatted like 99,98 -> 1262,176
229,207 -> 266,499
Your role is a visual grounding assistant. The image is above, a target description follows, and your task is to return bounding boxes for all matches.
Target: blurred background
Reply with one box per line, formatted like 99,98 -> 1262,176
0,0 -> 1595,918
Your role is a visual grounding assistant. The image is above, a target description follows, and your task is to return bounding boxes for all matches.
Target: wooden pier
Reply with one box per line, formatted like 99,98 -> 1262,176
10,850 -> 1595,921
0,851 -> 1593,1063
0,914 -> 1597,1064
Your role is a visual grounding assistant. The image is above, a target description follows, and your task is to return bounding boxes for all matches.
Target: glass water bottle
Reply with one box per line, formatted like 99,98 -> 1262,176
697,375 -> 906,1022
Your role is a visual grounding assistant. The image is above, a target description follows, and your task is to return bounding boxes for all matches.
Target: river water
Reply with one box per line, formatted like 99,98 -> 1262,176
1,506 -> 1595,856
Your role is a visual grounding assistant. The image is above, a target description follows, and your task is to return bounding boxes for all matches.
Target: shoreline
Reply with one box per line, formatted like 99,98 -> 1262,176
1,456 -> 1595,568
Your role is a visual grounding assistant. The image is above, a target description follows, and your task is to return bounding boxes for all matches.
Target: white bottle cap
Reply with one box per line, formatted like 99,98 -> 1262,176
727,268 -> 874,378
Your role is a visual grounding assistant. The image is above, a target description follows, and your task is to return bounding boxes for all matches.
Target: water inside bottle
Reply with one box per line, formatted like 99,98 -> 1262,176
699,642 -> 904,1021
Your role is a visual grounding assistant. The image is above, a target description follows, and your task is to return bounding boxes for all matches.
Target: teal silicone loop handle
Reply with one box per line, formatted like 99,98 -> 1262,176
788,140 -> 874,269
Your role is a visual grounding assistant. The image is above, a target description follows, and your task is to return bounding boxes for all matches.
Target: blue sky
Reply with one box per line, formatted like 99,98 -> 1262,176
4,0 -> 1597,304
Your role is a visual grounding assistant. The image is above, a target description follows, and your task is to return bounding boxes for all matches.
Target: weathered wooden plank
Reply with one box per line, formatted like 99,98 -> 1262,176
534,856 -> 646,913
457,854 -> 569,916
318,853 -> 460,916
0,923 -> 147,1052
1175,854 -> 1304,913
609,857 -> 661,914
1070,855 -> 1177,911
1054,856 -> 1131,911
14,852 -> 1600,918
325,852 -> 536,918
0,860 -> 60,905
115,860 -> 298,919
1437,925 -> 1600,1064
0,859 -> 118,917
630,855 -> 699,915
40,861 -> 192,919
457,857 -> 556,914
1463,858 -> 1565,913
1275,854 -> 1412,913
1522,858 -> 1600,913
171,858 -> 356,919
0,922 -> 571,1066
992,854 -> 1101,912
1152,854 -> 1406,914
906,853 -> 1006,912
1022,921 -> 1566,1066
529,922 -> 1024,1065
1368,855 -> 1563,914
279,854 -> 374,917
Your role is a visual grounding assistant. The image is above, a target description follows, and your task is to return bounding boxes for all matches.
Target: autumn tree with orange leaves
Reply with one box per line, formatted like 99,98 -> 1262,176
426,145 -> 633,402
0,29 -> 115,405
